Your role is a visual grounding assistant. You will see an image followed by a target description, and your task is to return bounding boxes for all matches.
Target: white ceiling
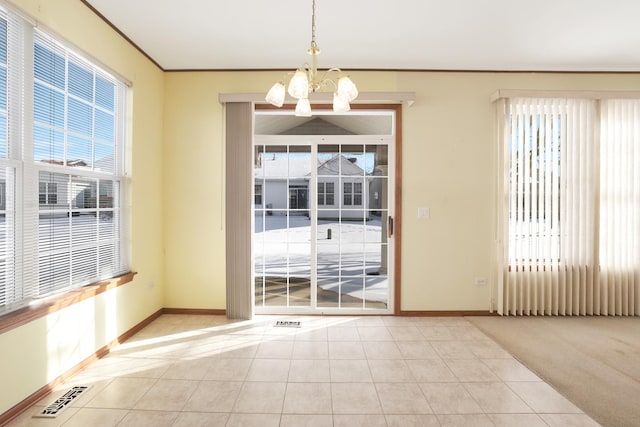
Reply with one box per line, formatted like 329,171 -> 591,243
83,0 -> 640,72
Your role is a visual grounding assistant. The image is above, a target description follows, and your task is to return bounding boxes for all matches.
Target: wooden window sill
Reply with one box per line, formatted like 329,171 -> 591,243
0,271 -> 137,335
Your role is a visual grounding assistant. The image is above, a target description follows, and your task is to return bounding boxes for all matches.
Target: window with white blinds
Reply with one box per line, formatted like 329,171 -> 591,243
0,6 -> 129,313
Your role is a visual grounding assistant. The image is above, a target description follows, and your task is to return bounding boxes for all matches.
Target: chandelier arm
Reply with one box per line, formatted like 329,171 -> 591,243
279,70 -> 296,83
314,68 -> 344,93
315,68 -> 341,82
318,77 -> 338,93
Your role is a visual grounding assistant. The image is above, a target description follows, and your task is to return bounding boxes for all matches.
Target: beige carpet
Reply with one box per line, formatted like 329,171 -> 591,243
467,316 -> 640,427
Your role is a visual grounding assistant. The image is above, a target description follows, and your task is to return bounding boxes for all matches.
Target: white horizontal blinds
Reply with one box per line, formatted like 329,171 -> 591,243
600,100 -> 640,316
0,166 -> 16,307
0,9 -> 24,161
0,8 -> 23,308
33,31 -> 121,172
0,11 -> 10,307
503,98 -> 598,315
0,11 -> 7,159
31,29 -> 126,298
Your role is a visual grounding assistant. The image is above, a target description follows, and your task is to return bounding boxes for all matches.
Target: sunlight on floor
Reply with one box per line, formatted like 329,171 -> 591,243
8,314 -> 601,427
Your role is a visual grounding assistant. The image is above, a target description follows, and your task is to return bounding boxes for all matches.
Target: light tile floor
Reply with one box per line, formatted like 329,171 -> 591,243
7,315 -> 602,426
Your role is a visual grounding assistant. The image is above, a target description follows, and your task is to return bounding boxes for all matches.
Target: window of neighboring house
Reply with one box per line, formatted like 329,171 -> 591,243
317,182 -> 334,205
39,181 -> 57,204
343,182 -> 353,205
353,182 -> 363,205
343,181 -> 362,206
0,182 -> 5,211
0,7 -> 129,313
254,184 -> 262,205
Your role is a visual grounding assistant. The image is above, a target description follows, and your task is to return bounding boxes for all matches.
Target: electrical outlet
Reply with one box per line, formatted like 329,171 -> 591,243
474,277 -> 487,286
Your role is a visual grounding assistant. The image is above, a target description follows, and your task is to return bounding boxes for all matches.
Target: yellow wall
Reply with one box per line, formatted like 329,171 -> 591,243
161,71 -> 397,309
163,71 -> 640,312
0,0 -> 164,415
398,72 -> 640,310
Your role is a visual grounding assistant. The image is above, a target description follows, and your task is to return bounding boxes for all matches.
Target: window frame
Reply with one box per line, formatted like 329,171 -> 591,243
0,8 -> 130,315
39,181 -> 57,205
254,183 -> 262,205
317,181 -> 334,206
353,181 -> 363,206
343,181 -> 362,206
343,182 -> 353,206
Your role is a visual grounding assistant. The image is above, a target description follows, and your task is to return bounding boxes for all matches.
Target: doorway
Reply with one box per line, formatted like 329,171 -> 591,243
253,110 -> 396,314
288,185 -> 308,212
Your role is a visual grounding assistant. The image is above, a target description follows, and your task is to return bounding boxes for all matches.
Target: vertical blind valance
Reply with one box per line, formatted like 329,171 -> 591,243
497,97 -> 640,316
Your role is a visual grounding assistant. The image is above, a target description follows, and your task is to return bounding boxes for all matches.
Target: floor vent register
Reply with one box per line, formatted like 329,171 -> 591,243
33,385 -> 92,418
274,320 -> 301,328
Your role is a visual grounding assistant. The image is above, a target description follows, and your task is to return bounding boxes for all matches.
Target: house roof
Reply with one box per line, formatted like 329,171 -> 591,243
317,155 -> 365,177
83,0 -> 640,72
254,154 -> 365,179
254,155 -> 316,179
41,159 -> 88,167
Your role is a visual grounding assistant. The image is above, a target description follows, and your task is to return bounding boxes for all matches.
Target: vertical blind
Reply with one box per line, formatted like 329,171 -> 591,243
0,5 -> 129,313
498,97 -> 640,316
225,102 -> 253,319
599,100 -> 640,315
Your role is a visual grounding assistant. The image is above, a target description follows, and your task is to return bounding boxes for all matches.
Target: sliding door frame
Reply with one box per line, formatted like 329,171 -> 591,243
253,104 -> 403,315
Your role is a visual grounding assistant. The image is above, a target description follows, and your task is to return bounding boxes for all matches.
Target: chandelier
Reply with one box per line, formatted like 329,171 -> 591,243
265,0 -> 358,116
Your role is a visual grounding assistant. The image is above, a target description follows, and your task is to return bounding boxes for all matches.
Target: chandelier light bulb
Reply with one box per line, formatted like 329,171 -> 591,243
295,98 -> 312,117
337,76 -> 358,102
288,70 -> 310,99
265,82 -> 286,107
332,93 -> 350,113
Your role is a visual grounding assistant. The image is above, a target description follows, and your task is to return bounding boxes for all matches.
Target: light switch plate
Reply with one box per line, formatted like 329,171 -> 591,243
418,207 -> 430,219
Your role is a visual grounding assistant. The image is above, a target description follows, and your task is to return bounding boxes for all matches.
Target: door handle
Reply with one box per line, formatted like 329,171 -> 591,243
388,216 -> 394,238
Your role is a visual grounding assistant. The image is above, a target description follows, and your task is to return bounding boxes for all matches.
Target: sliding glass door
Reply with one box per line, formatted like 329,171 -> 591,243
315,143 -> 391,311
253,112 -> 395,314
254,144 -> 313,308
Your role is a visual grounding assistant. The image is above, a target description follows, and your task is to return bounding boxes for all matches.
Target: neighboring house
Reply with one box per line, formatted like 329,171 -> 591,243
254,153 -> 370,220
315,155 -> 369,220
34,160 -> 115,216
0,181 -> 5,212
253,154 -> 310,215
38,160 -> 83,214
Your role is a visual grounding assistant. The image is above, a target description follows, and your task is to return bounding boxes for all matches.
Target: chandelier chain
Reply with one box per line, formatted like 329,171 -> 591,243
310,0 -> 317,49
